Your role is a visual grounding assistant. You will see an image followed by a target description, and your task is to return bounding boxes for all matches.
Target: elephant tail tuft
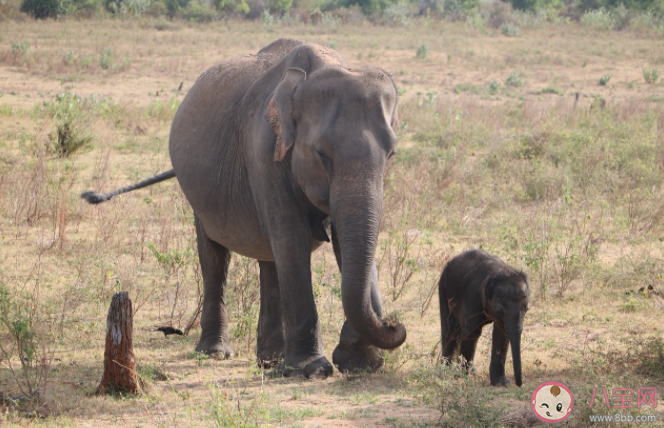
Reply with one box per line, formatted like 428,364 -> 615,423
81,191 -> 112,204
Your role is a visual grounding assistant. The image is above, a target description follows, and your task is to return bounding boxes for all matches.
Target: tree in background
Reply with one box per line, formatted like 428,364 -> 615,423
324,0 -> 392,16
577,0 -> 664,12
20,0 -> 62,18
506,0 -> 561,12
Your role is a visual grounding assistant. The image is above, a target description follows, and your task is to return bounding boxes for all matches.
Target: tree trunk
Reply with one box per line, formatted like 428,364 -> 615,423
95,292 -> 138,395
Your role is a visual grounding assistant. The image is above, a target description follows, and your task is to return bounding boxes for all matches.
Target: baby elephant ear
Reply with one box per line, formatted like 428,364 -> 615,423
266,68 -> 306,161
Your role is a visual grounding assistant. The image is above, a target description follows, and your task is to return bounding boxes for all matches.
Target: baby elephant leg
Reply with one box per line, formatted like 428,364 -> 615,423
489,324 -> 510,386
459,328 -> 482,372
256,261 -> 285,367
441,315 -> 460,363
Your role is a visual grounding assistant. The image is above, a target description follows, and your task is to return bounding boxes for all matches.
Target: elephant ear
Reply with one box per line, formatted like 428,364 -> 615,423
267,68 -> 306,161
390,108 -> 400,130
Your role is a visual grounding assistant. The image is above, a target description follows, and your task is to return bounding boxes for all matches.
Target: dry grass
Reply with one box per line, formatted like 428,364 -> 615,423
1,17 -> 664,427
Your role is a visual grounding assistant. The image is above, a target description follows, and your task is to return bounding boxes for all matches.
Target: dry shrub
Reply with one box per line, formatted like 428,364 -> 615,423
0,257 -> 55,404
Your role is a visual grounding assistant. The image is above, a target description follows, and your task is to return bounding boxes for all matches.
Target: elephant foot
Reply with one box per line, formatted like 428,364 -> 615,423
278,356 -> 333,379
490,376 -> 511,387
332,341 -> 383,373
195,338 -> 235,359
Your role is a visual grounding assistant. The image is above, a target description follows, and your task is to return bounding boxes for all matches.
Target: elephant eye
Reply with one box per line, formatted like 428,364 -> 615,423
316,148 -> 330,161
316,148 -> 333,172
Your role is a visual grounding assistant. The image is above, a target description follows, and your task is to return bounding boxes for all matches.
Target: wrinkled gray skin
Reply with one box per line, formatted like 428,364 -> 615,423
438,249 -> 529,386
82,38 -> 406,378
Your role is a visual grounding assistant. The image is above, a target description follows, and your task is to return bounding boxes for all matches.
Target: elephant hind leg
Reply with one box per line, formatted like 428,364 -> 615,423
441,313 -> 460,364
256,261 -> 285,368
194,216 -> 235,358
459,326 -> 483,371
440,291 -> 460,364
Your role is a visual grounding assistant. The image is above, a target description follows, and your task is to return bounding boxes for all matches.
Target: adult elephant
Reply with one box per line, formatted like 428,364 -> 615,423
81,38 -> 406,378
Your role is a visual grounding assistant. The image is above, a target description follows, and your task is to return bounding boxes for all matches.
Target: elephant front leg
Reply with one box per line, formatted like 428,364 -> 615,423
274,244 -> 332,379
331,224 -> 384,373
256,261 -> 285,368
194,217 -> 235,358
489,324 -> 510,386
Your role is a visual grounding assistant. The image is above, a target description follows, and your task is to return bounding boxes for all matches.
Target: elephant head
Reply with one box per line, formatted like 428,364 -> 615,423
266,66 -> 406,350
482,272 -> 529,386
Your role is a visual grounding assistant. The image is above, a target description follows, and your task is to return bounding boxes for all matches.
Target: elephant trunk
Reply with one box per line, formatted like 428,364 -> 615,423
331,175 -> 406,350
508,327 -> 523,387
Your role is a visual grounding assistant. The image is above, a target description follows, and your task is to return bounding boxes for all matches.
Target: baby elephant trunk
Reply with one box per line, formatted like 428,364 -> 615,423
508,328 -> 523,387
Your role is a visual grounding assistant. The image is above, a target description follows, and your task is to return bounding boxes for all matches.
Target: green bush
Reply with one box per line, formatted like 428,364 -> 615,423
61,0 -> 101,16
261,8 -> 274,30
104,0 -> 151,15
578,0 -> 664,14
500,21 -> 521,35
269,0 -> 291,12
20,0 -> 61,18
182,0 -> 218,21
643,68 -> 660,84
210,0 -> 247,14
10,40 -> 30,63
540,86 -> 562,94
505,71 -> 523,87
52,122 -> 93,157
511,8 -> 550,27
581,8 -> 615,29
383,1 -> 409,26
465,11 -> 487,30
325,0 -> 393,16
99,47 -> 113,69
144,0 -> 167,15
0,284 -> 53,399
234,0 -> 249,13
507,0 -> 561,12
443,0 -> 479,20
630,10 -> 664,30
489,80 -> 500,94
415,43 -> 429,59
21,0 -> 100,17
44,90 -> 93,158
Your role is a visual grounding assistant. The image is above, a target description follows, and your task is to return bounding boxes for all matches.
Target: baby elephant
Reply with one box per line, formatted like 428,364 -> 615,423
439,250 -> 529,386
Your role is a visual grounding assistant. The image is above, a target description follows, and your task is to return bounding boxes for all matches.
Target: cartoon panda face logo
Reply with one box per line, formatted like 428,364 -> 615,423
531,381 -> 573,423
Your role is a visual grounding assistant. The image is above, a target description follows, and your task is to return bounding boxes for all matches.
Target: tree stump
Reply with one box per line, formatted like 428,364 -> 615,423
95,291 -> 138,395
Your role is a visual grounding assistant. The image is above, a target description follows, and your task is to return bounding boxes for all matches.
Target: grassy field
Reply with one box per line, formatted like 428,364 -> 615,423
1,16 -> 664,427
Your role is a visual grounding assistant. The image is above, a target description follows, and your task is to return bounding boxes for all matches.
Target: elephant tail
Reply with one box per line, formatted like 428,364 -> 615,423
81,169 -> 176,204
